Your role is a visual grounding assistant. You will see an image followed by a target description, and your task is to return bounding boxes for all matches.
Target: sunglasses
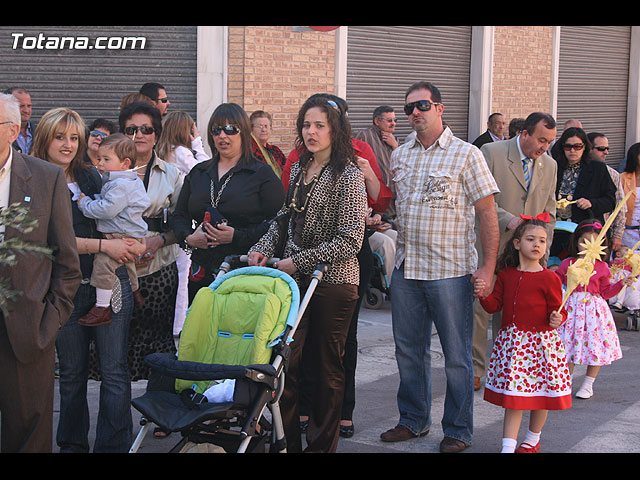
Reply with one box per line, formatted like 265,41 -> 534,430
594,146 -> 610,152
211,124 -> 241,136
563,143 -> 585,151
124,125 -> 155,136
89,130 -> 109,139
157,97 -> 169,104
403,99 -> 442,115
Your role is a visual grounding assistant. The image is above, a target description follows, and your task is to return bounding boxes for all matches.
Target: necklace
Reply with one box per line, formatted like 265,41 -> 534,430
289,158 -> 326,213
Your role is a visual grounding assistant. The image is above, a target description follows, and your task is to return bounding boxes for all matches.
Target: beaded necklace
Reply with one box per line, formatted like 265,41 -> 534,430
288,158 -> 328,213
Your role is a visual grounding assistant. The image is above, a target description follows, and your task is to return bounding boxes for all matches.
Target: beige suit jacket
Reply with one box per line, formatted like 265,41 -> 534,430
479,136 -> 557,254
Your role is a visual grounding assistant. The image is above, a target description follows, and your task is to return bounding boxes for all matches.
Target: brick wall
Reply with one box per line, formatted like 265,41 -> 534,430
227,26 -> 336,155
492,26 -> 555,133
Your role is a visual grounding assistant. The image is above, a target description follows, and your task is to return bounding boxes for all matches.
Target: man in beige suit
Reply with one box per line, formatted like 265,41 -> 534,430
473,112 -> 557,389
0,93 -> 81,452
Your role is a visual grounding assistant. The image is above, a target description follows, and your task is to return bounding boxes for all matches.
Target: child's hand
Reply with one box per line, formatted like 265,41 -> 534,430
622,276 -> 636,287
473,278 -> 487,298
77,193 -> 86,202
549,310 -> 563,328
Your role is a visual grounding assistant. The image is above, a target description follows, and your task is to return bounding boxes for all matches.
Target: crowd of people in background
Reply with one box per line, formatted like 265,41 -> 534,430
0,78 -> 638,454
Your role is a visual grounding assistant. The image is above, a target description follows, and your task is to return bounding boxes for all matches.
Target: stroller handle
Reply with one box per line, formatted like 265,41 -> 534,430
219,254 -> 328,279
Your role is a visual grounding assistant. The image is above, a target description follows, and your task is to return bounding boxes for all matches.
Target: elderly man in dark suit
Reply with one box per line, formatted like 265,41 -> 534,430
0,93 -> 81,452
472,112 -> 506,149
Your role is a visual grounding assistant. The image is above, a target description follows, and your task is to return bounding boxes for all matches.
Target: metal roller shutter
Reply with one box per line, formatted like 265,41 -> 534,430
346,26 -> 472,143
0,26 -> 197,129
557,26 -> 631,168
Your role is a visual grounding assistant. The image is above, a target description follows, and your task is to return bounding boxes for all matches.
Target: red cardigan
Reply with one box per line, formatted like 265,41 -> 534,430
480,267 -> 567,332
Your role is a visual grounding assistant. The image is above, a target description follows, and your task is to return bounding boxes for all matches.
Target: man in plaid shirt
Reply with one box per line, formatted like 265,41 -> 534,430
380,82 -> 499,453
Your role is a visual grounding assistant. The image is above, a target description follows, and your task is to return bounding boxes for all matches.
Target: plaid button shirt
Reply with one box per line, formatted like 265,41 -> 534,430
391,127 -> 499,281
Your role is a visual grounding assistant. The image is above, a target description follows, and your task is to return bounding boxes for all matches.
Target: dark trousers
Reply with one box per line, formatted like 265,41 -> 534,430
0,313 -> 55,453
301,232 -> 373,421
281,281 -> 358,453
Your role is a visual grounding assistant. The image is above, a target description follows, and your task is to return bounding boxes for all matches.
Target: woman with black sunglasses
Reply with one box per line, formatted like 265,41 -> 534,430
115,102 -> 184,389
551,126 -> 616,258
171,103 -> 285,303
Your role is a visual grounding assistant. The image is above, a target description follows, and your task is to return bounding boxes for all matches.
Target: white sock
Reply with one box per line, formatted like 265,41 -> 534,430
95,288 -> 112,308
522,429 -> 541,447
501,437 -> 517,453
581,375 -> 595,392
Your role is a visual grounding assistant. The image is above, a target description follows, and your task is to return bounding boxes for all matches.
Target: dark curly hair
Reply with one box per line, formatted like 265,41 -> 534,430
294,95 -> 357,181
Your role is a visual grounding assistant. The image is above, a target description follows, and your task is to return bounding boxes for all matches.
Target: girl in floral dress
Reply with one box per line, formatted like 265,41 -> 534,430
474,215 -> 572,453
555,220 -> 630,400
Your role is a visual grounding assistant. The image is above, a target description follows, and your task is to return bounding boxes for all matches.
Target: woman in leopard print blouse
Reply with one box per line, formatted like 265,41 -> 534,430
249,96 -> 367,452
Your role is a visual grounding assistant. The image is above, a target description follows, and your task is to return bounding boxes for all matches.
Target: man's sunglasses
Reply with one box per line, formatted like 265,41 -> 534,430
403,99 -> 442,115
211,124 -> 241,136
594,146 -> 610,152
124,125 -> 156,136
157,97 -> 169,104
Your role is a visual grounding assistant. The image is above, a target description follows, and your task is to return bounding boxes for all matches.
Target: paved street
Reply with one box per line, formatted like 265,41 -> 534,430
53,300 -> 640,454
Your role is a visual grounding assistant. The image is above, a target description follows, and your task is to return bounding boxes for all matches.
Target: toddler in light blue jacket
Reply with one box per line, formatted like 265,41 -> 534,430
77,133 -> 150,326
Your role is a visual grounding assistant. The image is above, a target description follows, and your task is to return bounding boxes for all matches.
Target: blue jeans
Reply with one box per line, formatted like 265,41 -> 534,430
55,266 -> 133,453
390,262 -> 474,445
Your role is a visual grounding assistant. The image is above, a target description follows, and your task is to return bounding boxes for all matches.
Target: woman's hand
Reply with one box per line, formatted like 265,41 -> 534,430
103,238 -> 146,264
209,223 -> 234,246
248,251 -> 268,266
549,310 -> 563,329
575,197 -> 592,210
186,221 -> 216,249
135,235 -> 164,266
274,257 -> 297,275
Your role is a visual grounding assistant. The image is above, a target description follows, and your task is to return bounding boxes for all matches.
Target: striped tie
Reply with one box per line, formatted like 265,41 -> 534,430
523,157 -> 532,190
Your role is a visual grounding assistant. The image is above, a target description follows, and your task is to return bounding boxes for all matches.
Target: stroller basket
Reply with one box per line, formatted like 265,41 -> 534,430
129,255 -> 327,453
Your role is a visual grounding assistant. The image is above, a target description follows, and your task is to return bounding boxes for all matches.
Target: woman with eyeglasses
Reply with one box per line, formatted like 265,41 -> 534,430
84,118 -> 116,172
171,103 -> 284,303
248,95 -> 368,453
619,143 -> 640,250
117,101 -> 184,393
551,126 -> 616,258
250,110 -> 286,178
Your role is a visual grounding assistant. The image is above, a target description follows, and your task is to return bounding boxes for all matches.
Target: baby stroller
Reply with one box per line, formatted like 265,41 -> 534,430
129,255 -> 327,453
364,251 -> 390,310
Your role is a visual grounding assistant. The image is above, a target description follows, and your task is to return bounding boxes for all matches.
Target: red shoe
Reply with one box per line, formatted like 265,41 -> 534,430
79,305 -> 112,326
515,441 -> 540,453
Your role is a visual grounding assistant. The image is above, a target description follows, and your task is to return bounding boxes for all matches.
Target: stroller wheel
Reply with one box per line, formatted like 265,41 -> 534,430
364,287 -> 384,310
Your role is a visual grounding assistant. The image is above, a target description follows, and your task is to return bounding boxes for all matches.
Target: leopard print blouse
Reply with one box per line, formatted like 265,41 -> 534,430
249,160 -> 367,285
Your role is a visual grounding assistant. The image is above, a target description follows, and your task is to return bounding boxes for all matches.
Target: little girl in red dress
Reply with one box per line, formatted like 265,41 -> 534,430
474,215 -> 571,453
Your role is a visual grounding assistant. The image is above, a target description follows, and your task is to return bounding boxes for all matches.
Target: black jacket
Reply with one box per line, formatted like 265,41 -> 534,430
171,155 -> 285,269
555,158 -> 617,224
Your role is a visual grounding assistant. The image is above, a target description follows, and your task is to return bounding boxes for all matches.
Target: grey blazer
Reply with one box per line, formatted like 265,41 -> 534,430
480,136 -> 557,252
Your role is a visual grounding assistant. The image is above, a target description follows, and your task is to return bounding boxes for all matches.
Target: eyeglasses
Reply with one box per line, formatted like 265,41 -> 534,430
89,130 -> 109,138
0,121 -> 14,126
124,125 -> 155,136
157,97 -> 169,104
211,124 -> 241,136
403,99 -> 442,115
594,146 -> 610,152
563,143 -> 585,151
